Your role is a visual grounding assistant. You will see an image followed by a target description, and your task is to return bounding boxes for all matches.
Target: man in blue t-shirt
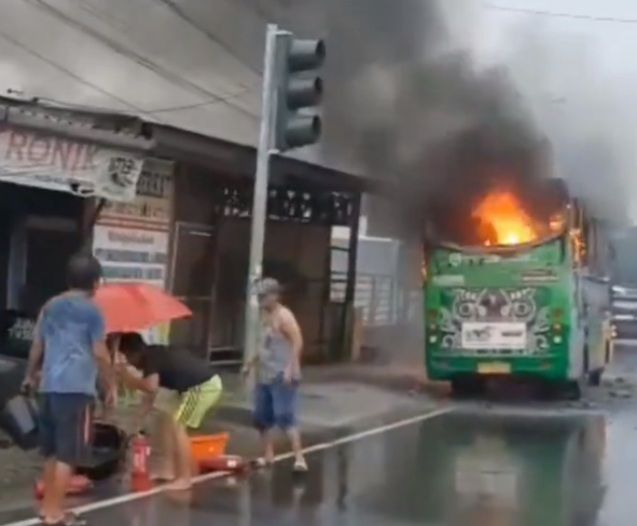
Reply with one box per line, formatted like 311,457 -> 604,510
23,254 -> 115,526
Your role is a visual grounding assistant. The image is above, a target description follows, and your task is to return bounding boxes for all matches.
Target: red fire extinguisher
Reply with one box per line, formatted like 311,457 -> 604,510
131,432 -> 151,478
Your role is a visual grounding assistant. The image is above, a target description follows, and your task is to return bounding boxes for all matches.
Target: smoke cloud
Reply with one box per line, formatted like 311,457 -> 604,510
312,0 -> 631,366
320,0 -> 630,232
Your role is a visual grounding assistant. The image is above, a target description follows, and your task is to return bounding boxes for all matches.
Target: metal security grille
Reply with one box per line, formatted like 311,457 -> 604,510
331,271 -> 399,326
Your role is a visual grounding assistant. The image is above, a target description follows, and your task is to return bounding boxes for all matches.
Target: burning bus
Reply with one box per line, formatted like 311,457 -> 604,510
423,177 -> 611,397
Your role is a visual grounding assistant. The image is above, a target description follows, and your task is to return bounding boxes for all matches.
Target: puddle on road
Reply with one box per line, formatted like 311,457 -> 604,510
352,411 -> 608,526
82,410 -> 619,526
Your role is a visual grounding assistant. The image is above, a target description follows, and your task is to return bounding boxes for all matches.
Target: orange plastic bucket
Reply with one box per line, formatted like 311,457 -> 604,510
190,433 -> 229,462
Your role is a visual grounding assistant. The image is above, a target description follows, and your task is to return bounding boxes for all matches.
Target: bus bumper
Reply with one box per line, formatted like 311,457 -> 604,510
427,356 -> 568,381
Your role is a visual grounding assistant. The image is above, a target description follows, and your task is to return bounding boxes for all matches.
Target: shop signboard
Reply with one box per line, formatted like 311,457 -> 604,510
93,158 -> 174,344
0,310 -> 36,360
0,126 -> 144,201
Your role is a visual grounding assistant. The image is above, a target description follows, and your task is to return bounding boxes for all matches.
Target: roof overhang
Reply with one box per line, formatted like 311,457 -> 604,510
150,123 -> 388,195
0,98 -> 154,152
0,98 -> 389,197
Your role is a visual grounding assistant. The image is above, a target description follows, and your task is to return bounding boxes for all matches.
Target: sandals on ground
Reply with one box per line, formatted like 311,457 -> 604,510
293,458 -> 309,473
251,457 -> 274,469
252,456 -> 308,472
39,511 -> 87,526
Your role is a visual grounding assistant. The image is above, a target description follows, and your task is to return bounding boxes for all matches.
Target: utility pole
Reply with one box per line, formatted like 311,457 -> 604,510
244,24 -> 279,364
243,24 -> 326,361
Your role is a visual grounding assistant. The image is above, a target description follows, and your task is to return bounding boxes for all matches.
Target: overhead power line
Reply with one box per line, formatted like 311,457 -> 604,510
484,2 -> 637,24
151,0 -> 263,76
25,0 -> 260,120
0,29 -> 155,118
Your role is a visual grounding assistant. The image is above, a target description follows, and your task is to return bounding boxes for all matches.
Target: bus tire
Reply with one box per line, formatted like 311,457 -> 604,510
565,378 -> 584,400
451,377 -> 484,398
588,369 -> 603,387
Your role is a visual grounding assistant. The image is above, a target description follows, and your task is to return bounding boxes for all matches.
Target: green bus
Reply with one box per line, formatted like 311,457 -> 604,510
424,184 -> 611,397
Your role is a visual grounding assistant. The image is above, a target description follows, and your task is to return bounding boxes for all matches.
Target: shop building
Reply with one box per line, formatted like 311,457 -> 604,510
0,103 -> 151,358
0,101 -> 377,364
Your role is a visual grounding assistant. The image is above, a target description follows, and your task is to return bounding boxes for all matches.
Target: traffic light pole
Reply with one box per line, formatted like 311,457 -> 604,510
244,25 -> 324,363
244,24 -> 280,362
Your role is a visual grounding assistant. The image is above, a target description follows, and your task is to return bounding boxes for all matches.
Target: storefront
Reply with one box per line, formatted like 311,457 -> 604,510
0,105 -> 373,366
0,119 -> 150,359
168,160 -> 361,363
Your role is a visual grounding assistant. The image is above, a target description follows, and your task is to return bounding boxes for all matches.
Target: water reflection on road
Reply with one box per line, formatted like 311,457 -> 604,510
80,407 -> 626,526
356,411 -> 607,526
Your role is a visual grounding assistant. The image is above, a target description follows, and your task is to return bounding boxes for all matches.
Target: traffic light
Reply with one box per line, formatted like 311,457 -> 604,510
274,34 -> 325,151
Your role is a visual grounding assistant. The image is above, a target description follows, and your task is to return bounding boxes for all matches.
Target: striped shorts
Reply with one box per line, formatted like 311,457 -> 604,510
155,375 -> 223,429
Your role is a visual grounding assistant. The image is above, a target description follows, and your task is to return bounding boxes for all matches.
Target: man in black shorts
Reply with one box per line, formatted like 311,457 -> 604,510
115,333 -> 222,489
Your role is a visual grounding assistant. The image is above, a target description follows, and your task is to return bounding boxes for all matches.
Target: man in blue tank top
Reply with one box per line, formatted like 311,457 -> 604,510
243,278 -> 308,473
23,254 -> 115,526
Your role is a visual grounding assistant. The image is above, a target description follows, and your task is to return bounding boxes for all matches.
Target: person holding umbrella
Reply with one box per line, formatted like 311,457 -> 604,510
92,283 -> 221,489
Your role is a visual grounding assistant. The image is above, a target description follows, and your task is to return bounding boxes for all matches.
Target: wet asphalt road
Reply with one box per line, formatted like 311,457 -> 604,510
60,405 -> 636,526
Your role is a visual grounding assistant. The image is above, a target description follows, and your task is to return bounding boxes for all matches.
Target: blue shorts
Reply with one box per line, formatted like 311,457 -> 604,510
253,377 -> 299,431
39,393 -> 93,466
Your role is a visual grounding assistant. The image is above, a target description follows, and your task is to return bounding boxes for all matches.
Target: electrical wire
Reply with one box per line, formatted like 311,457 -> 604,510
20,88 -> 255,117
24,0 -> 260,120
484,2 -> 637,24
0,29 -> 156,119
148,91 -> 255,114
150,0 -> 264,76
0,29 -> 258,138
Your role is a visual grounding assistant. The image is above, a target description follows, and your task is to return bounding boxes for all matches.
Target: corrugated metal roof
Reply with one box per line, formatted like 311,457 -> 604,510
0,0 -> 373,179
0,0 -> 455,188
0,0 -> 268,145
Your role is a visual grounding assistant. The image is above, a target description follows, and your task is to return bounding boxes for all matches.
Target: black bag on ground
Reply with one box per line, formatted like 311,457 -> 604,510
76,422 -> 128,480
0,394 -> 39,450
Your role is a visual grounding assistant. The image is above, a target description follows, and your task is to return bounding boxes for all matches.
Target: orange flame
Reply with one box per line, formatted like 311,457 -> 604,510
472,190 -> 538,246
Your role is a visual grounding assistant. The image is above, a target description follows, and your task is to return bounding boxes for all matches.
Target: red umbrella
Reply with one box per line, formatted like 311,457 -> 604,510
94,283 -> 192,334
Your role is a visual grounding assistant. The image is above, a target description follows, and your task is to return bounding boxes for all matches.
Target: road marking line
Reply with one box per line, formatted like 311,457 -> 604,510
3,406 -> 451,526
273,406 -> 453,461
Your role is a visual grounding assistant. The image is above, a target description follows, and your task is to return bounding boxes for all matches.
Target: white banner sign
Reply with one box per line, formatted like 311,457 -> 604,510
461,322 -> 527,349
0,126 -> 144,201
98,158 -> 174,227
92,159 -> 174,344
93,225 -> 169,288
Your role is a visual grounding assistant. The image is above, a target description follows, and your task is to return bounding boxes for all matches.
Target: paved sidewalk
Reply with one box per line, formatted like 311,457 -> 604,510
0,364 -> 443,523
195,361 -> 443,458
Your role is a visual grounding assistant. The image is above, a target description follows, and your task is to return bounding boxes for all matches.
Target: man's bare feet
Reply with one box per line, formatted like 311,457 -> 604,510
169,479 -> 192,491
253,456 -> 274,469
150,472 -> 175,483
264,444 -> 275,464
293,456 -> 308,473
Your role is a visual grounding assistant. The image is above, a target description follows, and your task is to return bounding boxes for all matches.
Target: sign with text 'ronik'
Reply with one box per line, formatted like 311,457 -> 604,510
0,125 -> 144,201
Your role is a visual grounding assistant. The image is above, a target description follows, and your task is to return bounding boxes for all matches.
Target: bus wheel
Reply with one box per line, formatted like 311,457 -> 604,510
451,377 -> 484,398
565,378 -> 584,400
588,369 -> 603,387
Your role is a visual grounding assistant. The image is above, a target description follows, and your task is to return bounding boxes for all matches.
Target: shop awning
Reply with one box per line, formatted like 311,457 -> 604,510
0,1 -> 264,148
0,1 -> 384,196
0,103 -> 154,200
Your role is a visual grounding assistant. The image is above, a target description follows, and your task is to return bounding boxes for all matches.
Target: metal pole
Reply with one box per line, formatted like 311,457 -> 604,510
244,24 -> 279,361
339,194 -> 361,359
